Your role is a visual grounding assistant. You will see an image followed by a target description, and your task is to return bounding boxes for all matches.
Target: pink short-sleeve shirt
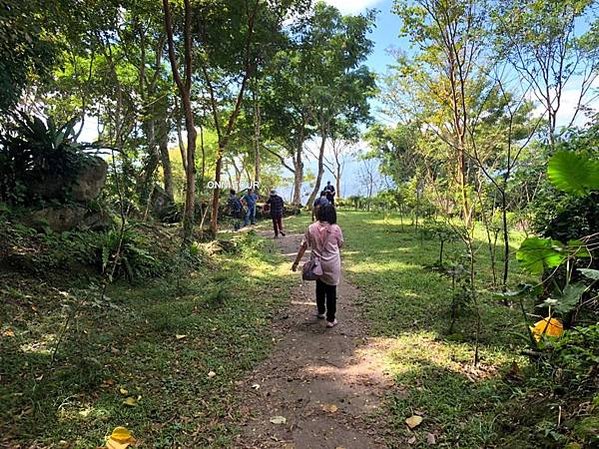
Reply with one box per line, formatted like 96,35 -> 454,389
302,222 -> 344,286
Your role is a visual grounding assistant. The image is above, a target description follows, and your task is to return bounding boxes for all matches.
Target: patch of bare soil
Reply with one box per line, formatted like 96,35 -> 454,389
232,232 -> 397,449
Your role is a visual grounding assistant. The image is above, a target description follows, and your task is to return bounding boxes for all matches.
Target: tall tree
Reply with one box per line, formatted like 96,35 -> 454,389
163,0 -> 197,244
492,0 -> 599,145
261,2 -> 375,206
193,0 -> 307,235
392,0 -> 490,225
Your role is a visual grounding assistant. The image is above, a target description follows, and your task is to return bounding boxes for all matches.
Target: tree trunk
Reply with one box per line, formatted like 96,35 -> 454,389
335,162 -> 342,199
163,0 -> 196,245
159,121 -> 174,199
292,146 -> 304,205
210,149 -> 223,237
253,83 -> 261,184
306,131 -> 327,207
501,189 -> 510,290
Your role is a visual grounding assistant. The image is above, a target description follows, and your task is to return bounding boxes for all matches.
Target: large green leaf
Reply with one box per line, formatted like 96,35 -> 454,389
547,151 -> 599,195
516,237 -> 566,275
553,282 -> 587,315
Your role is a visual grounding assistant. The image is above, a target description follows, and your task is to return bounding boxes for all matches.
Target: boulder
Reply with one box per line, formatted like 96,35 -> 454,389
151,185 -> 179,222
25,206 -> 112,232
27,156 -> 108,203
71,157 -> 108,202
26,206 -> 87,232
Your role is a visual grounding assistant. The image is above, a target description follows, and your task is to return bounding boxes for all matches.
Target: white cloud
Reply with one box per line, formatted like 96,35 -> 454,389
321,0 -> 383,15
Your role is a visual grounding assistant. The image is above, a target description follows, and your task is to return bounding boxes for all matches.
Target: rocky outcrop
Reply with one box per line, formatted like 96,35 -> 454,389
28,156 -> 108,203
150,185 -> 180,222
70,157 -> 108,202
25,206 -> 112,232
23,156 -> 110,232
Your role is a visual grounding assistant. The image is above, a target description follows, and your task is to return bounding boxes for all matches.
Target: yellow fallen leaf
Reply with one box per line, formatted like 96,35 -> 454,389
119,387 -> 128,395
106,439 -> 131,449
110,427 -> 135,444
175,334 -> 187,340
405,415 -> 423,429
531,317 -> 564,341
106,426 -> 135,449
322,403 -> 338,413
123,397 -> 137,407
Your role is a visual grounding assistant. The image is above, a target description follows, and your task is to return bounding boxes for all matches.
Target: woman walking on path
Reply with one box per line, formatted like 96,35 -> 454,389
291,204 -> 344,328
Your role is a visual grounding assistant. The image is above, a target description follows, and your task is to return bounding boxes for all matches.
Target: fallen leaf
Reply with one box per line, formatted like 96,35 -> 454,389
106,426 -> 135,449
207,371 -> 217,378
408,436 -> 417,444
269,415 -> 287,425
110,427 -> 135,444
119,387 -> 128,395
405,415 -> 423,429
531,317 -> 564,341
175,334 -> 187,340
322,403 -> 338,413
122,397 -> 137,407
251,383 -> 260,390
426,432 -> 436,445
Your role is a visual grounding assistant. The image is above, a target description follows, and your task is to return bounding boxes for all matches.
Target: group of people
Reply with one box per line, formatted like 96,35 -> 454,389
227,181 -> 342,329
227,188 -> 286,237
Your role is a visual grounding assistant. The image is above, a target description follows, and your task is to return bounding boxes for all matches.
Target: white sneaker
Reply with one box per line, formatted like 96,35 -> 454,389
326,319 -> 338,328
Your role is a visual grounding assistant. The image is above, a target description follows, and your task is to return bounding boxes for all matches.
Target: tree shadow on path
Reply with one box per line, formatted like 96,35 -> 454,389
233,232 -> 401,449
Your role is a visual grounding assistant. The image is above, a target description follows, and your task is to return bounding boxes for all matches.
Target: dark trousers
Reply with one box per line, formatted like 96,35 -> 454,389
272,214 -> 283,235
316,279 -> 337,322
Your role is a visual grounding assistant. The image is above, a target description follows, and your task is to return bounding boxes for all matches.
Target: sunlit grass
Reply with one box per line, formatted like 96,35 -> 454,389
294,210 -> 535,448
0,231 -> 295,448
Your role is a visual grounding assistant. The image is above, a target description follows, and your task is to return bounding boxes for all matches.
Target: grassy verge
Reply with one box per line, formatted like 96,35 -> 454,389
285,210 -> 589,448
1,229 -> 291,448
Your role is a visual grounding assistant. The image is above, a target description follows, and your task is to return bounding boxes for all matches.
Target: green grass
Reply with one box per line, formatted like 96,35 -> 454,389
286,210 -> 547,448
0,231 -> 292,448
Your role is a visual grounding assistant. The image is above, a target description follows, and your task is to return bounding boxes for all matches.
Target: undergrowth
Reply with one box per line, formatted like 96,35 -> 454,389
0,220 -> 291,448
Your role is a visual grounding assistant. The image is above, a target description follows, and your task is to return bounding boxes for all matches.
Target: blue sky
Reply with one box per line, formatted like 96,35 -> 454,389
324,0 -> 405,75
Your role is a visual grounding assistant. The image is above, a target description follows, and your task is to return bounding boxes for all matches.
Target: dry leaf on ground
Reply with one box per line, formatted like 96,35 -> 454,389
426,432 -> 436,445
405,415 -> 423,429
122,397 -> 137,407
106,426 -> 135,449
269,415 -> 287,424
322,403 -> 338,413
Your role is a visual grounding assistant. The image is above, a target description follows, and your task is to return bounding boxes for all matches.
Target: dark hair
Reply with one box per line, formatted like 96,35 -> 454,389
229,189 -> 236,195
316,204 -> 337,224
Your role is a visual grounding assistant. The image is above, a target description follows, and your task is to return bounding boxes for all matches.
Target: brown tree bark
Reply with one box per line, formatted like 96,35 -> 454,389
158,118 -> 174,199
163,0 -> 197,245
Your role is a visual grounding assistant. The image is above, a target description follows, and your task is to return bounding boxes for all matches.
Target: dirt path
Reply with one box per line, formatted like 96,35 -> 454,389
233,231 -> 395,449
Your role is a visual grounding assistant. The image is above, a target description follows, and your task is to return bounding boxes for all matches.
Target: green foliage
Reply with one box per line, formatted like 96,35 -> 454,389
516,237 -> 569,275
547,151 -> 599,195
0,226 -> 291,448
0,112 -> 95,204
0,0 -> 61,112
